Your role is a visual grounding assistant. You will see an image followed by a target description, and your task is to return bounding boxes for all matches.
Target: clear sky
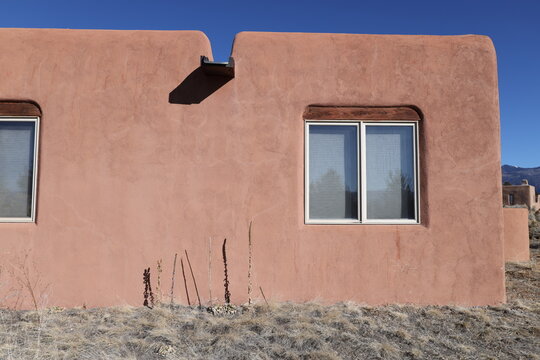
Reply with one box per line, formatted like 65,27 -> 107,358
1,0 -> 538,167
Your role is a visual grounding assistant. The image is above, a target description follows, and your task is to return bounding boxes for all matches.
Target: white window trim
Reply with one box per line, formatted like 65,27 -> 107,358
0,116 -> 40,223
305,119 -> 420,225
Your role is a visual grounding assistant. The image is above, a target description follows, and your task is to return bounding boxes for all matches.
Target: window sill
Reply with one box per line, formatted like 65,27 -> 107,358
305,220 -> 420,225
0,218 -> 36,223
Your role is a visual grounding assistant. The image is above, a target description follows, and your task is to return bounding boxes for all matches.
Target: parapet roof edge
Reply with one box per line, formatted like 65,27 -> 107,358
0,28 -> 494,64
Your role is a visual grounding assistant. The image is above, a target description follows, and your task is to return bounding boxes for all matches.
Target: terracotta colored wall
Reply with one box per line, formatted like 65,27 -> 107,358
0,29 -> 504,308
503,208 -> 530,262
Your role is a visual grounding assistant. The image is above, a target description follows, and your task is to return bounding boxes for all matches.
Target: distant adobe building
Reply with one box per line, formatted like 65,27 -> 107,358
503,180 -> 540,210
0,29 -> 504,308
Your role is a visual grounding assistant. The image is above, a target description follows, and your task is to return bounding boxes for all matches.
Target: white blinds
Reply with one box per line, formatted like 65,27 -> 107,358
0,121 -> 35,218
309,125 -> 358,220
365,126 -> 415,220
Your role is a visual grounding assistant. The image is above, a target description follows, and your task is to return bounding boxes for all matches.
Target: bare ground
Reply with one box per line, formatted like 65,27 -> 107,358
1,248 -> 539,359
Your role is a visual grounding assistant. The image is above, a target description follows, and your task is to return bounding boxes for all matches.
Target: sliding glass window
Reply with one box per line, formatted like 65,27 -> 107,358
307,124 -> 358,222
0,118 -> 39,222
306,121 -> 418,224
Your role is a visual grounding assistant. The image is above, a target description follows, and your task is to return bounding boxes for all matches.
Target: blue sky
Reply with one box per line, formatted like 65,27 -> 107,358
1,0 -> 538,167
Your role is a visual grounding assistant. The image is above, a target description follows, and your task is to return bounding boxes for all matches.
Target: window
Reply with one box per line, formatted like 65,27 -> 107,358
0,117 -> 39,222
509,193 -> 514,205
305,121 -> 419,224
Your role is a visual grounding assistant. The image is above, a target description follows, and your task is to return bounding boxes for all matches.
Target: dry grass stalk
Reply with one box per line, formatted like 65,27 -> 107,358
180,258 -> 191,306
0,264 -> 23,309
184,250 -> 202,308
248,220 -> 253,305
208,236 -> 213,306
170,253 -> 177,307
222,238 -> 231,304
4,254 -> 50,358
156,259 -> 162,303
9,253 -> 50,313
142,268 -> 154,308
21,267 -> 39,312
259,286 -> 269,307
18,254 -> 40,311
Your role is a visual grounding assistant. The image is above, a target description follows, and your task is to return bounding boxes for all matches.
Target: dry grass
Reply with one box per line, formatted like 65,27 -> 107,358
506,245 -> 539,302
1,219 -> 539,359
0,295 -> 538,359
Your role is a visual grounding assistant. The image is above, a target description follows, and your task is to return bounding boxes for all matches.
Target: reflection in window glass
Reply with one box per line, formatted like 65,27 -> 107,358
309,125 -> 358,220
365,126 -> 415,220
0,121 -> 36,218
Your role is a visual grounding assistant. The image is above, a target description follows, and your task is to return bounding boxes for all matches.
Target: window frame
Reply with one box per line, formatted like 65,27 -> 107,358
305,119 -> 420,225
0,116 -> 40,223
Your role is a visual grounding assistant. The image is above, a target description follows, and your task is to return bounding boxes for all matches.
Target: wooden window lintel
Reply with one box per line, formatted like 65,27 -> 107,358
0,101 -> 42,117
303,106 -> 421,121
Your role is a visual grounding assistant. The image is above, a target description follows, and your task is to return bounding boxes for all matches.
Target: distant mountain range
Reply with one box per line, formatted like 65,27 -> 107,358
502,165 -> 540,190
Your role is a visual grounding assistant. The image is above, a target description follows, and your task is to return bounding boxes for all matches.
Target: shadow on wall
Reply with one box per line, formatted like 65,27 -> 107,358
169,67 -> 232,105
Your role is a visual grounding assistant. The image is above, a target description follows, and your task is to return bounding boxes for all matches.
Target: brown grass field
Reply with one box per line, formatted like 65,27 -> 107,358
1,221 -> 539,359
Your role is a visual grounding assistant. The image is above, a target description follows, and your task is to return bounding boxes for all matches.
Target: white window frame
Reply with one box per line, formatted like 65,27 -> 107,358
0,116 -> 40,223
305,120 -> 420,225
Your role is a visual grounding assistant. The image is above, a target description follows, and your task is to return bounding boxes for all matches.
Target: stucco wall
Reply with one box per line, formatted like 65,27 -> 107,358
0,29 -> 504,308
503,208 -> 530,262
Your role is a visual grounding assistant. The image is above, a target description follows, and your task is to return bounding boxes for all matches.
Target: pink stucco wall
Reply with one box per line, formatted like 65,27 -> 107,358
503,208 -> 530,262
0,29 -> 504,308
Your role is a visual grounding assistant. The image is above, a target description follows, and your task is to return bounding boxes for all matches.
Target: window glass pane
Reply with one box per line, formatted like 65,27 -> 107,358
366,125 -> 415,220
309,125 -> 358,220
0,121 -> 35,218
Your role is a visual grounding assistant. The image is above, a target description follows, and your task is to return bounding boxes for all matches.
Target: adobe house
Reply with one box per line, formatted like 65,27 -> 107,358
502,180 -> 540,210
0,29 -> 504,308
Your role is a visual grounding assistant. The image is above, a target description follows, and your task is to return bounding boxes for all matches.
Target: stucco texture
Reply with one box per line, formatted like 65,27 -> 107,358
503,208 -> 530,262
0,29 -> 504,308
